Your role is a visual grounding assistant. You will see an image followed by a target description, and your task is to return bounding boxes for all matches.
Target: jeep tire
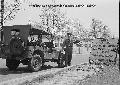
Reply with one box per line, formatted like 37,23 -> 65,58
6,59 -> 20,70
28,54 -> 43,72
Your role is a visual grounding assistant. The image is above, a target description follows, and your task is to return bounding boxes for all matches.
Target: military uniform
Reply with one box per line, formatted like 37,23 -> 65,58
10,36 -> 24,56
62,34 -> 73,66
10,29 -> 25,56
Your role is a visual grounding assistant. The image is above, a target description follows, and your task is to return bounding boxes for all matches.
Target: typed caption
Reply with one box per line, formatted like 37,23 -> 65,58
30,4 -> 96,8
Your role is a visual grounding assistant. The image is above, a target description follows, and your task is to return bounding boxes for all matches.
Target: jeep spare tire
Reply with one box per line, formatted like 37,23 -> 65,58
10,37 -> 24,55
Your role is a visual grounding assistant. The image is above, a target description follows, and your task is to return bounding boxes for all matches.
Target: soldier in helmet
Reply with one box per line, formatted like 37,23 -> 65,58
62,33 -> 73,66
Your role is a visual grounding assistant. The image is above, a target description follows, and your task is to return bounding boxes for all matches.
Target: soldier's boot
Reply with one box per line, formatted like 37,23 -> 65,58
65,56 -> 68,67
68,54 -> 72,66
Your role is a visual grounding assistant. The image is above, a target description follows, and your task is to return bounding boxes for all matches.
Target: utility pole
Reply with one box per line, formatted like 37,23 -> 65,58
0,0 -> 4,42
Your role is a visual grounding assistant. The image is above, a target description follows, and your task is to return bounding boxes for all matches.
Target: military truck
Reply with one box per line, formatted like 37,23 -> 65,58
0,25 -> 66,71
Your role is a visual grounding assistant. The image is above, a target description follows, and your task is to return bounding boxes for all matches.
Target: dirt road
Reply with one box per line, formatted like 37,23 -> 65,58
0,48 -> 90,83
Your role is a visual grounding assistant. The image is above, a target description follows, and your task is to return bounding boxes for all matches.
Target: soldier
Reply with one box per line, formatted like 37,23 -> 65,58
10,29 -> 24,55
62,33 -> 73,66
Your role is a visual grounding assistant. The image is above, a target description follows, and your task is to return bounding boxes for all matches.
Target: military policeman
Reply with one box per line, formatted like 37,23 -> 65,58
62,33 -> 73,66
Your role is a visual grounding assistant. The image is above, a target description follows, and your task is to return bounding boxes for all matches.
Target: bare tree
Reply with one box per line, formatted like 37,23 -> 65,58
89,18 -> 111,39
71,19 -> 88,41
39,6 -> 66,34
67,19 -> 89,53
0,0 -> 21,41
3,0 -> 21,23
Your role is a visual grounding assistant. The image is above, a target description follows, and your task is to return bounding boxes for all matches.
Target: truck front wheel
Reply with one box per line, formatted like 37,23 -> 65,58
6,59 -> 20,70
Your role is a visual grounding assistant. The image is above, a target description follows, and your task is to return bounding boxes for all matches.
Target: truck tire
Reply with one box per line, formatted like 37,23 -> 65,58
58,52 -> 66,68
28,54 -> 43,72
6,59 -> 20,70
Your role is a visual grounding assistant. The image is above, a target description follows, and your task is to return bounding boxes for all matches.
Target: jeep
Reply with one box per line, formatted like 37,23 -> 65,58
0,25 -> 66,71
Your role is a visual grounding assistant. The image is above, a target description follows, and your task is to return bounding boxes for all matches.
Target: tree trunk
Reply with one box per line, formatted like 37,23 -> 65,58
78,47 -> 81,54
1,0 -> 4,42
87,46 -> 89,51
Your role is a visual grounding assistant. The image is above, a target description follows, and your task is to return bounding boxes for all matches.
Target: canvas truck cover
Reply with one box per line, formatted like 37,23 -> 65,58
3,25 -> 31,45
90,38 -> 118,64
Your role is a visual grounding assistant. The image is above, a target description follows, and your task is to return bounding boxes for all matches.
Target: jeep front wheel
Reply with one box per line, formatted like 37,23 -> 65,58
6,59 -> 20,70
28,54 -> 42,72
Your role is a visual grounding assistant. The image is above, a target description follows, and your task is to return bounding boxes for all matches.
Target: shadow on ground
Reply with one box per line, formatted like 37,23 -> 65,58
0,65 -> 58,75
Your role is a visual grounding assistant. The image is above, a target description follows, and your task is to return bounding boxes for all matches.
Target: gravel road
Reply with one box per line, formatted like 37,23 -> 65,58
19,62 -> 120,85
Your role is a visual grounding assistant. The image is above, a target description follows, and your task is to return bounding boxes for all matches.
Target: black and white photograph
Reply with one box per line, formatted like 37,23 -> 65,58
0,0 -> 119,85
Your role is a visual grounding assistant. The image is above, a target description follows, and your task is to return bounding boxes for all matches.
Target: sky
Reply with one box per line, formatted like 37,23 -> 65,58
4,0 -> 119,38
